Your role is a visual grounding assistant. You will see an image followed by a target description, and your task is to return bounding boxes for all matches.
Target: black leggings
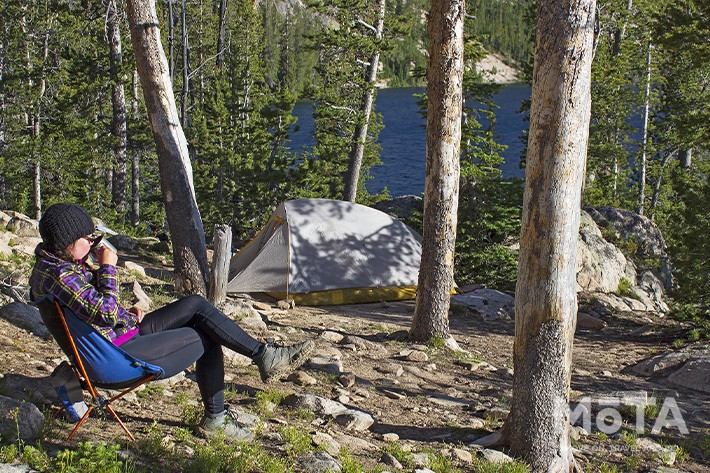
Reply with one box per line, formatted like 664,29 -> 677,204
120,294 -> 263,416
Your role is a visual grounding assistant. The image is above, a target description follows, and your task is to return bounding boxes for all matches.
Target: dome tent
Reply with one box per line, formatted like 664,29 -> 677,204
227,199 -> 423,305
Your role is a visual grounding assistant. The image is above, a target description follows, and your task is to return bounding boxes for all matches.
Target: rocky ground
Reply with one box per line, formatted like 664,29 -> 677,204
0,275 -> 708,471
0,209 -> 708,472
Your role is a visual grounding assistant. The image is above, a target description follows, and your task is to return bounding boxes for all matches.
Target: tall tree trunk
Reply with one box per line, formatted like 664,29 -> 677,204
126,0 -> 209,296
343,0 -> 385,202
168,0 -> 175,83
130,68 -> 141,226
108,0 -> 128,215
679,148 -> 692,169
409,0 -> 464,347
500,0 -> 595,470
638,40 -> 652,216
180,0 -> 189,128
215,0 -> 227,71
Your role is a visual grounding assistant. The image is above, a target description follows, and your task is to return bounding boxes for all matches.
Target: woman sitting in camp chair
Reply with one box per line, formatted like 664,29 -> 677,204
30,203 -> 313,441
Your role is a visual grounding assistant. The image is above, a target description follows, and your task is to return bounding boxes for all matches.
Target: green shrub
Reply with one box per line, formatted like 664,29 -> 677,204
52,441 -> 134,473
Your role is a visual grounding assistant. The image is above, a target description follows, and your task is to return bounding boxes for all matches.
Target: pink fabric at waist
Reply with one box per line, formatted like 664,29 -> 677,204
112,327 -> 139,346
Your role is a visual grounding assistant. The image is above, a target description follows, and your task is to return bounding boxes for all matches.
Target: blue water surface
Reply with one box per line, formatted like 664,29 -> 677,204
288,84 -> 531,197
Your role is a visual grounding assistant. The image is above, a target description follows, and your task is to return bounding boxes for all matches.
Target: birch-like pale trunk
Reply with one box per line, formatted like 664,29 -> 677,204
126,0 -> 209,295
108,1 -> 128,215
638,41 -> 652,216
167,0 -> 174,82
180,0 -> 189,128
500,0 -> 595,470
409,0 -> 464,345
343,0 -> 385,203
130,68 -> 141,226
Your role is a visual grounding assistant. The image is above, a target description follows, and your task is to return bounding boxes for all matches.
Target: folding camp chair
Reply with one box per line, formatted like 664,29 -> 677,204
36,295 -> 164,441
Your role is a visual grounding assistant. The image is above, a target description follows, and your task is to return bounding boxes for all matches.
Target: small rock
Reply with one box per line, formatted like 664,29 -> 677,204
277,299 -> 295,310
6,216 -> 39,238
600,370 -> 613,377
128,280 -> 152,311
337,395 -> 350,404
399,349 -> 428,362
298,451 -> 341,473
413,470 -> 435,473
380,453 -> 403,470
122,260 -> 146,277
423,363 -> 437,372
382,433 -> 400,442
338,373 -> 356,388
479,448 -> 514,464
250,301 -> 272,311
411,452 -> 431,468
286,371 -> 317,386
451,447 -> 473,463
321,331 -> 345,343
307,355 -> 344,375
334,411 -> 375,431
637,437 -> 677,466
382,389 -> 406,400
312,432 -> 341,456
576,312 -> 607,330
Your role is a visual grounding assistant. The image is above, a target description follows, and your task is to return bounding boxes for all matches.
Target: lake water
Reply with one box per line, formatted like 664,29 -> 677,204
289,83 -> 531,197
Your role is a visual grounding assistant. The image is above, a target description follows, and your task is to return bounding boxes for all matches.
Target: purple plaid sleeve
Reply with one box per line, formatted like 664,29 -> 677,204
30,247 -> 137,341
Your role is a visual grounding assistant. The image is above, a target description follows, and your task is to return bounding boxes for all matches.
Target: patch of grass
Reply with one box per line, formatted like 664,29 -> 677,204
623,453 -> 642,471
280,425 -> 314,457
52,441 -> 135,473
619,430 -> 637,448
382,442 -> 413,468
186,439 -> 291,473
338,449 -> 366,473
136,383 -> 164,399
472,458 -> 530,473
598,463 -> 621,473
176,392 -> 203,426
0,444 -> 18,463
672,338 -> 685,349
615,277 -> 638,299
297,408 -> 315,422
430,334 -> 446,349
174,426 -> 193,442
428,450 -> 461,473
254,388 -> 286,417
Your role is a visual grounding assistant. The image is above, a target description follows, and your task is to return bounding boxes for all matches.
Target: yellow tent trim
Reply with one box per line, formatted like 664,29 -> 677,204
269,286 -> 418,306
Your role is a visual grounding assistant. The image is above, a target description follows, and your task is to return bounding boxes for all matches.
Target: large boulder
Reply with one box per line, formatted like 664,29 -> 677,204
577,211 -> 636,293
586,206 -> 672,289
0,396 -> 45,443
0,302 -> 52,339
372,195 -> 423,221
6,216 -> 40,238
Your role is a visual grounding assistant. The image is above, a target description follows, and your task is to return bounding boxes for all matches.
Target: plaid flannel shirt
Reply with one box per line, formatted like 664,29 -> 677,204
30,245 -> 138,342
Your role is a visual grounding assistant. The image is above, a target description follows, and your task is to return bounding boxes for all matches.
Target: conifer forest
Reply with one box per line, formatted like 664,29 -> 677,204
0,0 -> 707,317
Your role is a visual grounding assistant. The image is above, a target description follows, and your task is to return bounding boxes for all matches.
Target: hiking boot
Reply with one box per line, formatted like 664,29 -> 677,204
254,339 -> 314,382
196,410 -> 255,442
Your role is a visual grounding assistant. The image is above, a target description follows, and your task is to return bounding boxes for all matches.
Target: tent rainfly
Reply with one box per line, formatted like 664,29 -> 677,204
226,198 -> 423,305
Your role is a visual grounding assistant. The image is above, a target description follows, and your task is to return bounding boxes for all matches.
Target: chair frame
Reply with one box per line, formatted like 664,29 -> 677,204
51,300 -> 158,442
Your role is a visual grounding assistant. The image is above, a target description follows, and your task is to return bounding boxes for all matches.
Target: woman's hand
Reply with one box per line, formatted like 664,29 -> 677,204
128,305 -> 145,323
95,245 -> 118,266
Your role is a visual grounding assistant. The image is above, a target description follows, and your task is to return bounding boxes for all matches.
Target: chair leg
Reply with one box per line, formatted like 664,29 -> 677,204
104,404 -> 136,442
66,406 -> 94,442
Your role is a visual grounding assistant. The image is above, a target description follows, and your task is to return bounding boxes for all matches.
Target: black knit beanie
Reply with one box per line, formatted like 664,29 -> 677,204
39,203 -> 95,254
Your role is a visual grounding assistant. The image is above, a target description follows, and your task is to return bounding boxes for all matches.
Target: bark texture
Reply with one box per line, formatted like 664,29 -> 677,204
501,0 -> 596,470
410,0 -> 464,341
108,1 -> 128,215
126,0 -> 209,295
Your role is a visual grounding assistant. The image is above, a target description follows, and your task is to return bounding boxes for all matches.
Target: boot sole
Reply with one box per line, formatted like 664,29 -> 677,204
261,339 -> 315,382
